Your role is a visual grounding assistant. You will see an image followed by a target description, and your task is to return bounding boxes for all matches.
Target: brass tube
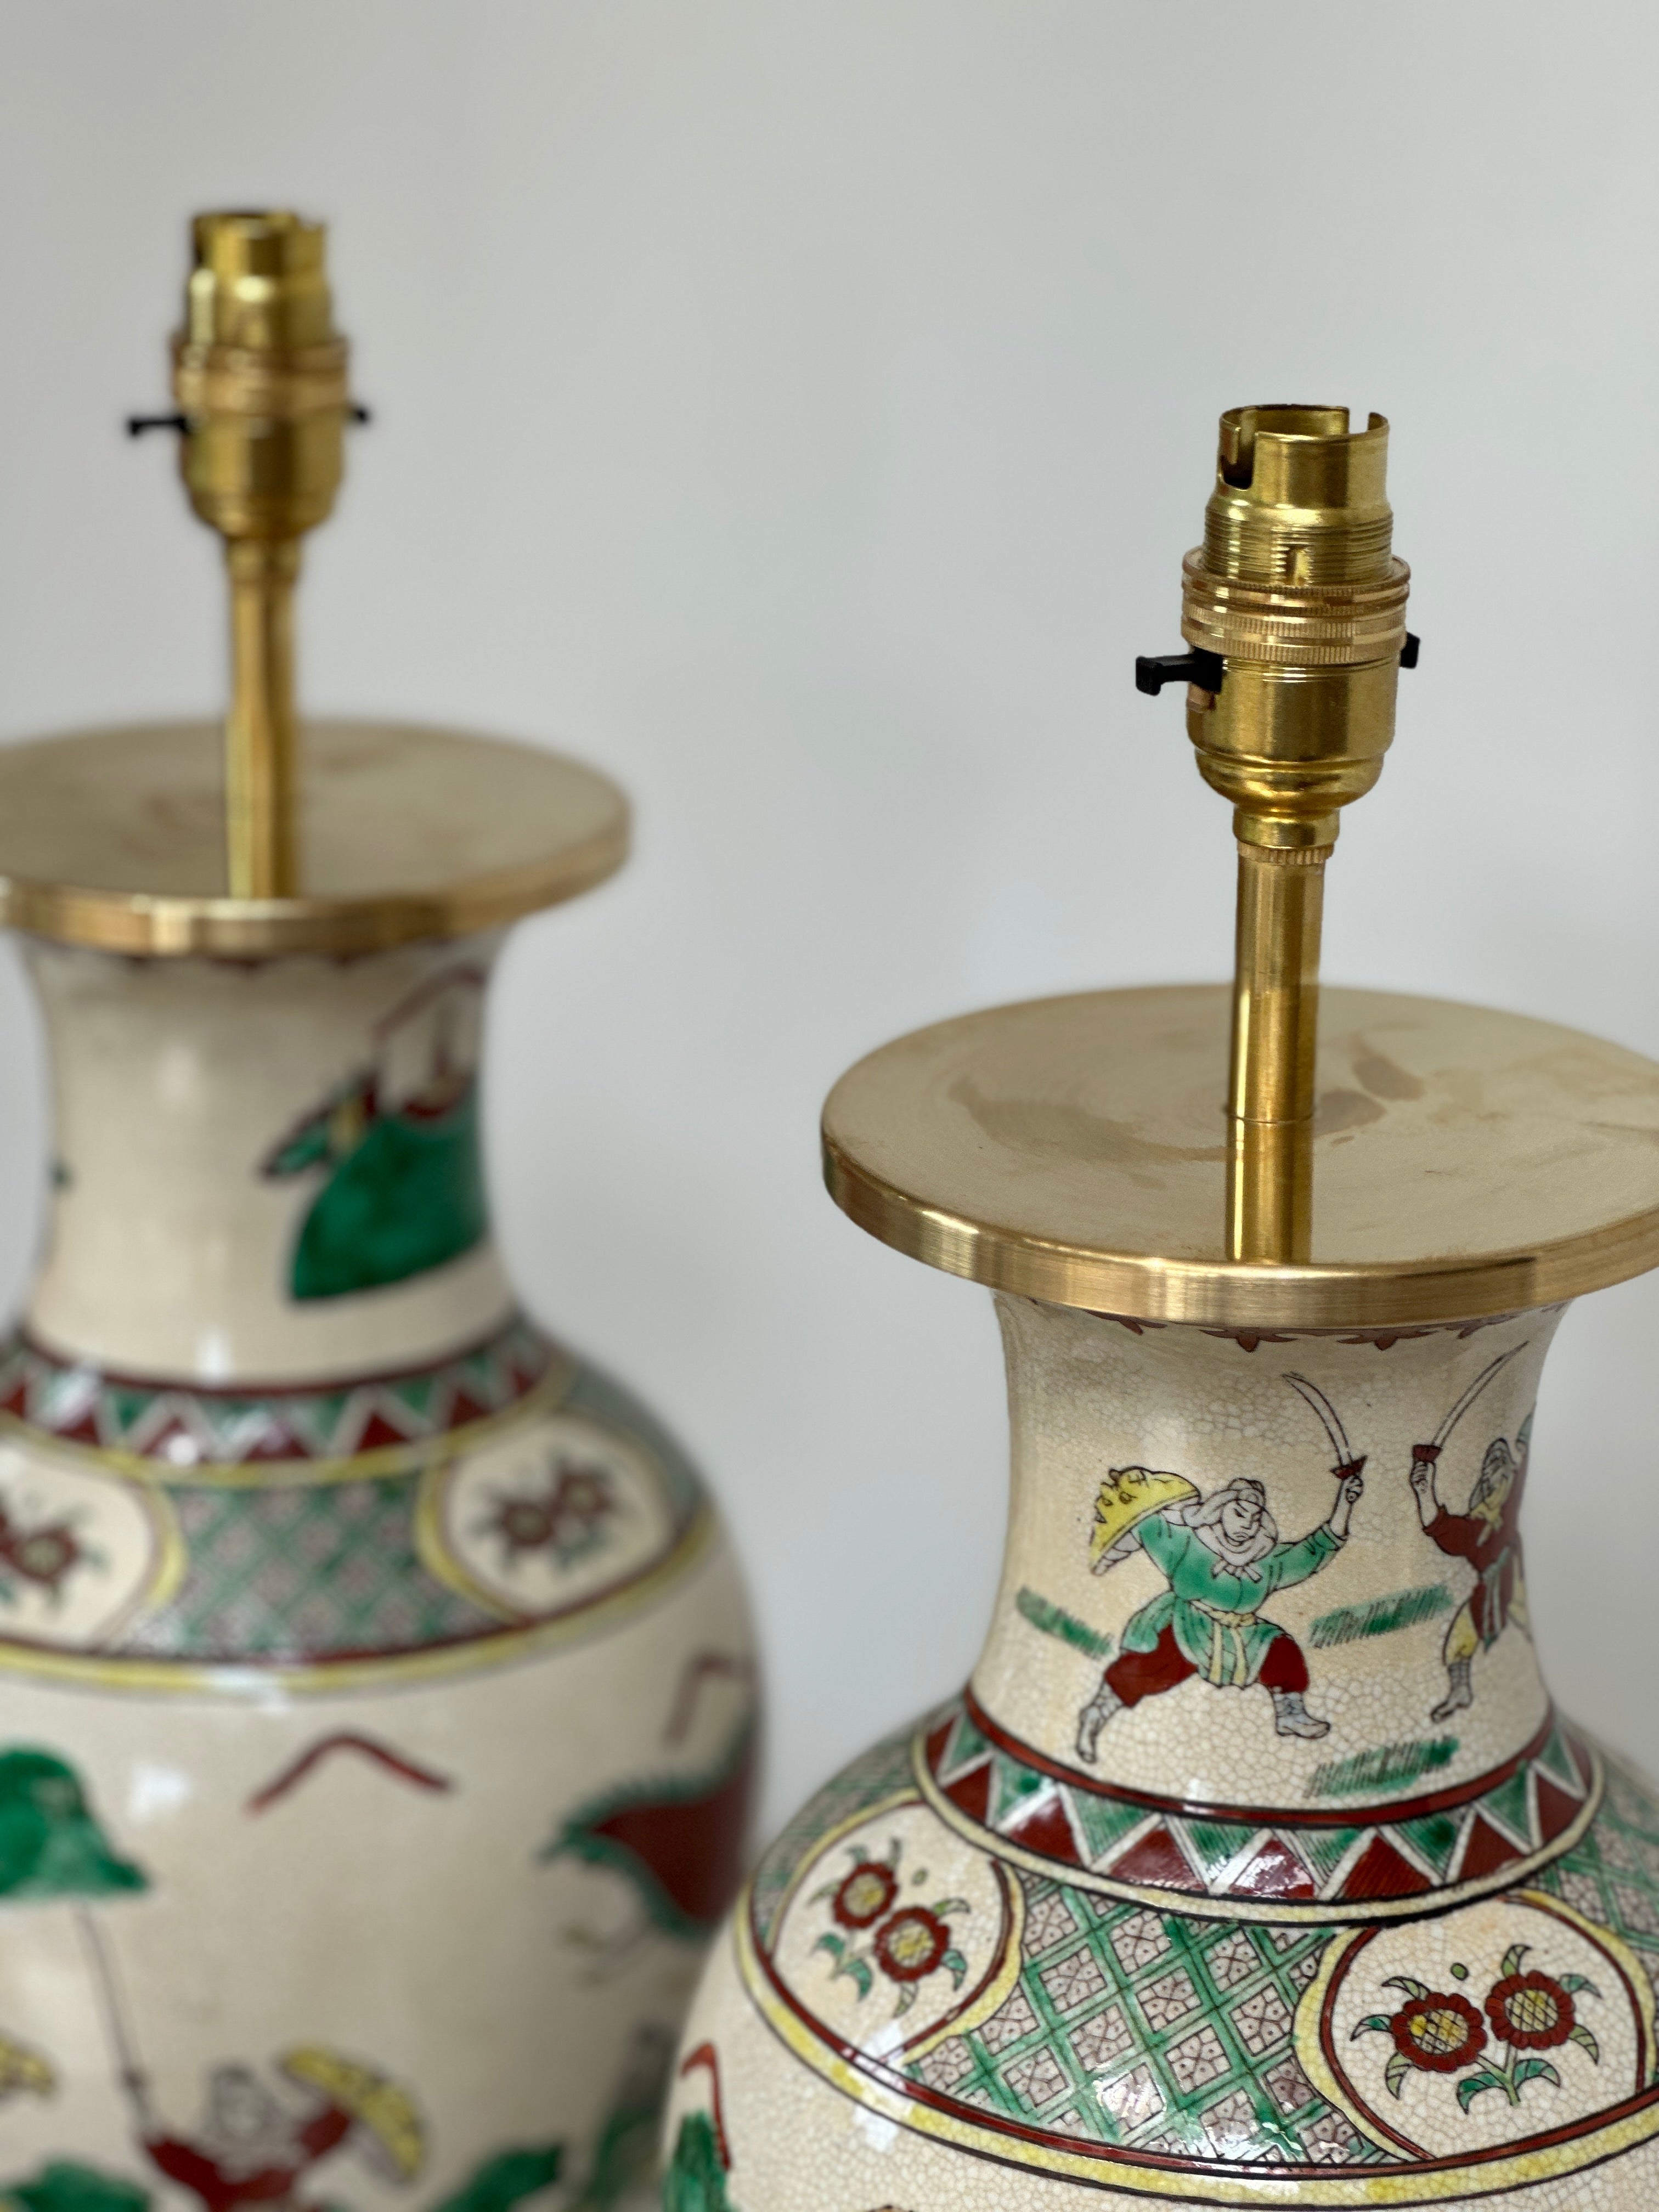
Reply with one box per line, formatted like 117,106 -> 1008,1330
1227,1119 -> 1314,1265
1226,837 -> 1330,1261
225,539 -> 301,898
1228,839 -> 1329,1130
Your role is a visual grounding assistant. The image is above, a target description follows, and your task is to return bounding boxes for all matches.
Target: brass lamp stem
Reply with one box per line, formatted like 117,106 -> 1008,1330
1227,836 -> 1330,1259
225,539 -> 301,898
1141,405 -> 1414,1264
166,210 -> 353,901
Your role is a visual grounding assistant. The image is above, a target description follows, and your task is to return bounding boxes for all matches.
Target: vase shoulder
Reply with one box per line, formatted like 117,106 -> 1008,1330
669,1709 -> 1659,2207
0,1317 -> 721,1686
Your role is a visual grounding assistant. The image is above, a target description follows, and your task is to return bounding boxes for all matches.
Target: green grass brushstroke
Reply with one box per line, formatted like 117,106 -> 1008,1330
1310,1582 -> 1453,1649
1309,1735 -> 1459,1799
1016,1587 -> 1112,1661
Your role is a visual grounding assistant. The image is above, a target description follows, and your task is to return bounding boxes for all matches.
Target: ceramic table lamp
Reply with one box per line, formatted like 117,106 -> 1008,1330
0,212 -> 757,2212
664,407 -> 1659,2208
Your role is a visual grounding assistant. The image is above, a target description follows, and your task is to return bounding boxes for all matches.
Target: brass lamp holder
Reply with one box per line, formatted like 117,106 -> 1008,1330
0,210 -> 629,960
128,210 -> 363,901
1137,406 -> 1419,1264
821,403 -> 1659,1334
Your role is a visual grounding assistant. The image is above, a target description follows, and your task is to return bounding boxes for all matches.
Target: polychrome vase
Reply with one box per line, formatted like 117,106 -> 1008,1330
666,988 -> 1659,2211
0,715 -> 758,2212
663,396 -> 1659,2210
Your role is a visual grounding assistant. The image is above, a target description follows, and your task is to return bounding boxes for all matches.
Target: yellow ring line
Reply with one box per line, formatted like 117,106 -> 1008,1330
911,1731 -> 1604,1927
736,1869 -> 1659,2203
0,1498 -> 715,1697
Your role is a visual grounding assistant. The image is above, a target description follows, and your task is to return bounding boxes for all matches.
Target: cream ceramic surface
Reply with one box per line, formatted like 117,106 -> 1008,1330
667,1300 -> 1659,2207
25,941 -> 516,1380
0,935 -> 757,2212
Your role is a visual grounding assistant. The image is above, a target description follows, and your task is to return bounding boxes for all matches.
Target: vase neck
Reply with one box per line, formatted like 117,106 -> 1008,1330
970,1295 -> 1560,1826
22,939 -> 516,1385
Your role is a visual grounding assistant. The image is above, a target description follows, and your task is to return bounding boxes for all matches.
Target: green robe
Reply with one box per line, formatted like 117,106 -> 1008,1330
1123,1514 -> 1343,1688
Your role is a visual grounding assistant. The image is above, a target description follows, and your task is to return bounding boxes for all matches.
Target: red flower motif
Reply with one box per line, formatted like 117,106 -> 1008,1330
873,1906 -> 950,1984
832,1861 -> 898,1931
3,1527 -> 80,1590
1390,1993 -> 1487,2073
1487,1971 -> 1575,2051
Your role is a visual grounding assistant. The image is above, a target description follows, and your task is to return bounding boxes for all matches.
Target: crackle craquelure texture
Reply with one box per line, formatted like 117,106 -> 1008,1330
665,1300 -> 1659,2207
0,939 -> 755,2212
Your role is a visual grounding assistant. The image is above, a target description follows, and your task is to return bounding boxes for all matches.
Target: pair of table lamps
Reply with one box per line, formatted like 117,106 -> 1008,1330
0,212 -> 1652,2212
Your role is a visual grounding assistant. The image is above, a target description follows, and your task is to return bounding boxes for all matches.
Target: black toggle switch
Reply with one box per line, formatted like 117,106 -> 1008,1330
1135,648 -> 1225,697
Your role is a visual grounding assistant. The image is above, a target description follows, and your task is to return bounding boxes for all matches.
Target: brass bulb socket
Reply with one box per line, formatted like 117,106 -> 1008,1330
1205,405 -> 1395,585
170,211 -> 351,545
1180,408 -> 1410,844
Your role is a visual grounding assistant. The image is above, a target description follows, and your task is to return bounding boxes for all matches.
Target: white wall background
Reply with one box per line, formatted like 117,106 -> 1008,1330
0,1 -> 1655,1835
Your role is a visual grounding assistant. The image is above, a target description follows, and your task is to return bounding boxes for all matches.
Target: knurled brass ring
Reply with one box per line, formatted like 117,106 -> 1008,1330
1181,550 -> 1409,667
172,338 -> 351,420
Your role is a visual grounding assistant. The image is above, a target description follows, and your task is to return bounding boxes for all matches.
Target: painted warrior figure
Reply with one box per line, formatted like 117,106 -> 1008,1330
1075,1469 -> 1362,1762
1411,1414 -> 1531,1723
126,2063 -> 353,2212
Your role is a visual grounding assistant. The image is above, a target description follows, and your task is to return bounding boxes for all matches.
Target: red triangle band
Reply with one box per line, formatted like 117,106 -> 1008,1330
1339,1833 -> 1433,1902
1003,1792 -> 1083,1867
943,1761 -> 992,1826
1536,1773 -> 1585,1844
1459,1813 -> 1525,1882
1106,1824 -> 1202,1893
1232,1835 -> 1317,1901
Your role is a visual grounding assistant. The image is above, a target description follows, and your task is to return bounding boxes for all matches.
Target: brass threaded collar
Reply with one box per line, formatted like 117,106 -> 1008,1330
172,337 -> 349,422
1234,839 -> 1333,867
1181,549 -> 1410,667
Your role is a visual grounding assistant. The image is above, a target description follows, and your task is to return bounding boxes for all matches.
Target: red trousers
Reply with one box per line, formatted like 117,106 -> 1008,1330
1104,1623 -> 1308,1705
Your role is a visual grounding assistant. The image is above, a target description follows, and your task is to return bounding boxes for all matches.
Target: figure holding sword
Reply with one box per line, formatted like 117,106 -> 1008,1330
1073,1376 -> 1365,1761
1408,1348 -> 1531,1723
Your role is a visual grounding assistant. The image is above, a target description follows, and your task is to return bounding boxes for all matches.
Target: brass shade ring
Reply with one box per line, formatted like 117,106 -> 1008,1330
1181,551 -> 1410,666
172,340 -> 351,423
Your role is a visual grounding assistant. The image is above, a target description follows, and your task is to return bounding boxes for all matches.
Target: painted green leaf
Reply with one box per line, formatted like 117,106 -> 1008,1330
1568,2024 -> 1600,2063
0,2165 -> 150,2212
929,1898 -> 970,1917
0,1751 -> 146,1901
277,1083 -> 488,1304
1514,2058 -> 1561,2091
812,1933 -> 845,1961
1499,1943 -> 1531,1978
1351,2014 -> 1394,2039
1382,1976 -> 1430,2001
942,1948 -> 968,1989
1384,2050 -> 1412,2098
1458,2071 -> 1511,2112
893,1984 -> 917,2016
430,2146 -> 563,2212
837,1955 -> 872,2000
1560,1974 -> 1601,1997
662,2113 -> 733,2212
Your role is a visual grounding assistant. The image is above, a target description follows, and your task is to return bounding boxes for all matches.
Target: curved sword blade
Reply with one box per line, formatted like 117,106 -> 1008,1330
1430,1346 -> 1524,1451
1284,1372 -> 1355,1470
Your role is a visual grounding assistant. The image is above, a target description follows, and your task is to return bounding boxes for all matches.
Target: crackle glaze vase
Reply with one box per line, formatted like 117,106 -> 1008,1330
0,717 -> 757,2212
665,991 -> 1659,2211
663,397 -> 1659,2209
